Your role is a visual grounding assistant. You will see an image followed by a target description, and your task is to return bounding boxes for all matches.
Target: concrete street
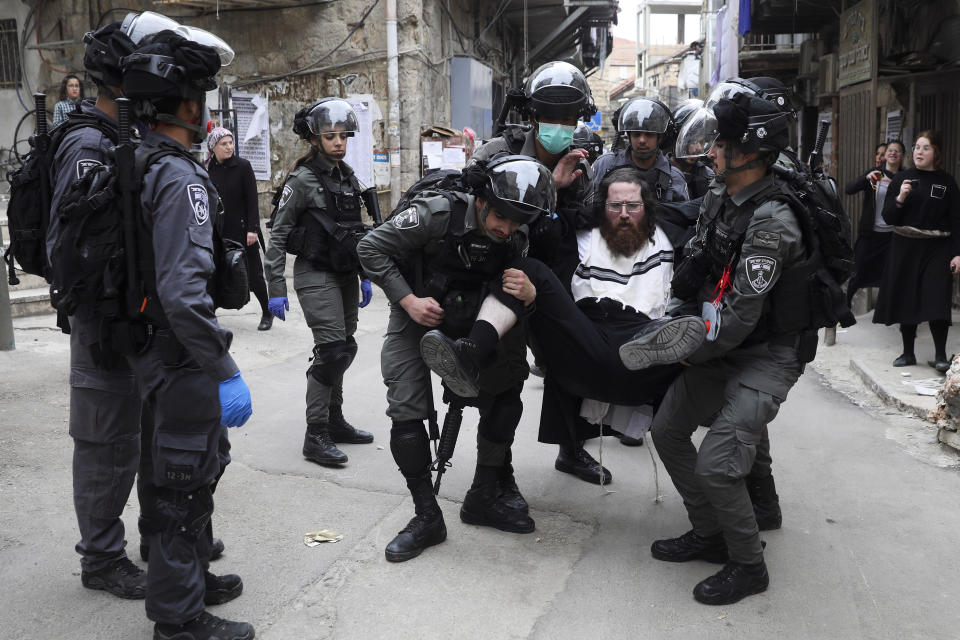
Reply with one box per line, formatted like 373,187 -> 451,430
2,290 -> 960,640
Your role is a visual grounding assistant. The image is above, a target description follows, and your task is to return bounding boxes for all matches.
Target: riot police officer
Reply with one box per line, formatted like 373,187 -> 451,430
120,30 -> 255,639
474,60 -> 610,486
650,93 -> 812,605
45,19 -> 146,600
668,98 -> 715,199
591,97 -> 689,203
263,98 -> 376,467
357,155 -> 555,562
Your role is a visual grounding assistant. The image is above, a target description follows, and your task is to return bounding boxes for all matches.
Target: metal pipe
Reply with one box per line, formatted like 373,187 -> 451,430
386,0 -> 401,210
0,224 -> 14,351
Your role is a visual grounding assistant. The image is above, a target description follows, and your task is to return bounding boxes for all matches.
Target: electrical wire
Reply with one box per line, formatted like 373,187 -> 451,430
232,0 -> 380,89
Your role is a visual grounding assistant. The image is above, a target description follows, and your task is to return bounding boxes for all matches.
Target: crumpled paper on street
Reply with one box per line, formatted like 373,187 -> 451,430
303,529 -> 343,546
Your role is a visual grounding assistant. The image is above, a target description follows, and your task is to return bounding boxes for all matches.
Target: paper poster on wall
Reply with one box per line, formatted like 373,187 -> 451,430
373,150 -> 390,188
344,94 -> 383,189
231,91 -> 271,180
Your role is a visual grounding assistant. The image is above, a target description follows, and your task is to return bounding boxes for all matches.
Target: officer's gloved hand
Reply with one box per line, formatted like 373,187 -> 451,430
268,296 -> 289,321
219,372 -> 252,428
359,279 -> 373,308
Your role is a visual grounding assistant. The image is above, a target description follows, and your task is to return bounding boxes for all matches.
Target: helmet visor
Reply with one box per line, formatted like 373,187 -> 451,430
122,11 -> 235,65
674,108 -> 718,159
487,158 -> 557,219
619,99 -> 671,133
705,81 -> 756,109
307,99 -> 359,136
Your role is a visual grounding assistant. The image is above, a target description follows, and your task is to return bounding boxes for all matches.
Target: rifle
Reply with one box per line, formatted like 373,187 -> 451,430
432,393 -> 465,494
493,88 -> 529,137
807,119 -> 830,178
413,254 -> 441,452
115,98 -> 141,319
34,93 -> 51,283
361,187 -> 383,226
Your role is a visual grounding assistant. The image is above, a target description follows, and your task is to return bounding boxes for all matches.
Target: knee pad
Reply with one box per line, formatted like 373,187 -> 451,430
308,341 -> 352,385
156,485 -> 214,542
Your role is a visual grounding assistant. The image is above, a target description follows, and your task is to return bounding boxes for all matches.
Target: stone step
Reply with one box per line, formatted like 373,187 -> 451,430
7,286 -> 53,318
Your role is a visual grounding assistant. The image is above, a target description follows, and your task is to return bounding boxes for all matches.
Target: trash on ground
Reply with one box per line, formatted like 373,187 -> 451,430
304,529 -> 343,546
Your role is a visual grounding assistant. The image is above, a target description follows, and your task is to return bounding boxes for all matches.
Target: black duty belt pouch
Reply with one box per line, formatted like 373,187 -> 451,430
213,237 -> 250,310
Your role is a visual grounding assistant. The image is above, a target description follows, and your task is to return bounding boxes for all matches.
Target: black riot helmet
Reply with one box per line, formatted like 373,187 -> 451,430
479,154 -> 557,225
121,30 -> 226,141
711,93 -> 791,180
618,97 -> 674,135
293,98 -> 359,141
663,98 -> 703,152
524,61 -> 596,121
747,76 -> 793,114
82,22 -> 136,89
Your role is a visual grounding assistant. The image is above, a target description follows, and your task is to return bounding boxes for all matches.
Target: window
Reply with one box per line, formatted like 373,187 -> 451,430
0,19 -> 20,88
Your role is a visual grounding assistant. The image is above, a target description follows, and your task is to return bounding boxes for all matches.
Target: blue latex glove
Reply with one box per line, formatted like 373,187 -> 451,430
359,279 -> 373,308
219,372 -> 252,428
268,296 -> 289,321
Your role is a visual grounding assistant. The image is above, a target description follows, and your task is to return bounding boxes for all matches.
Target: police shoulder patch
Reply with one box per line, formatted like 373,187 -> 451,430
393,206 -> 420,229
744,255 -> 777,294
76,158 -> 102,179
278,184 -> 293,208
187,183 -> 209,225
753,230 -> 781,250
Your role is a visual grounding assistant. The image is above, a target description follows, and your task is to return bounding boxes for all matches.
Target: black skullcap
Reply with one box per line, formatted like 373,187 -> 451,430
136,30 -> 221,81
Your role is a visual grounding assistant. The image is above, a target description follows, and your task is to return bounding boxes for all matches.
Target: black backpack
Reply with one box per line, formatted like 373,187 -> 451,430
50,145 -> 249,319
770,163 -> 856,329
390,169 -> 464,219
3,111 -> 114,285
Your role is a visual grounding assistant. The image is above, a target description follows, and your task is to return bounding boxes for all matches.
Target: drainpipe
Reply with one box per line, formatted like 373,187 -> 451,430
387,0 -> 401,209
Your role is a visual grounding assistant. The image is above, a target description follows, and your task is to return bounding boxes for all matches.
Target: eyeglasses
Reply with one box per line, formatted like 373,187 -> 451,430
606,201 -> 644,214
886,149 -> 903,154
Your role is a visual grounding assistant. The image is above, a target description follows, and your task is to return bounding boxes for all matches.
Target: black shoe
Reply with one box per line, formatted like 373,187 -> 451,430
419,330 -> 481,398
693,560 -> 769,605
928,358 -> 951,373
893,354 -> 916,367
81,556 -> 146,599
460,466 -> 535,533
154,611 -> 255,640
385,511 -> 447,563
555,443 -> 612,485
327,407 -> 374,444
142,537 -> 224,563
303,424 -> 348,465
257,313 -> 273,331
204,572 -> 243,606
746,474 -> 782,531
651,530 -> 729,564
619,315 -> 706,370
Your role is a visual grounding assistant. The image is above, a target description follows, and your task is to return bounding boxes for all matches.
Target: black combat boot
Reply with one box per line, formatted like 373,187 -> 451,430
303,423 -> 348,465
651,529 -> 729,564
693,560 -> 769,605
203,571 -> 243,605
746,473 -> 782,531
153,611 -> 255,640
327,405 -> 374,444
385,428 -> 447,562
385,475 -> 447,562
555,441 -> 612,485
498,461 -> 529,513
81,556 -> 146,599
460,465 -> 535,533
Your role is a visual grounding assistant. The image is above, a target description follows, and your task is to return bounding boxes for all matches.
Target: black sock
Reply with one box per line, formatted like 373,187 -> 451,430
900,323 -> 917,357
467,320 -> 500,359
930,320 -> 949,361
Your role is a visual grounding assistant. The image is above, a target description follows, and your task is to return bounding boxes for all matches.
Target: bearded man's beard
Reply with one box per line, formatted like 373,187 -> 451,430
600,216 -> 648,257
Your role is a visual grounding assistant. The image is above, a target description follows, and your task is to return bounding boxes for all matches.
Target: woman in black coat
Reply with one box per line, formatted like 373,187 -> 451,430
873,131 -> 960,372
207,127 -> 273,330
845,140 -> 905,305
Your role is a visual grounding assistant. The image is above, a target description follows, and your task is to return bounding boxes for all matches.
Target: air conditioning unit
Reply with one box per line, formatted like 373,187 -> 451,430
818,53 -> 837,95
